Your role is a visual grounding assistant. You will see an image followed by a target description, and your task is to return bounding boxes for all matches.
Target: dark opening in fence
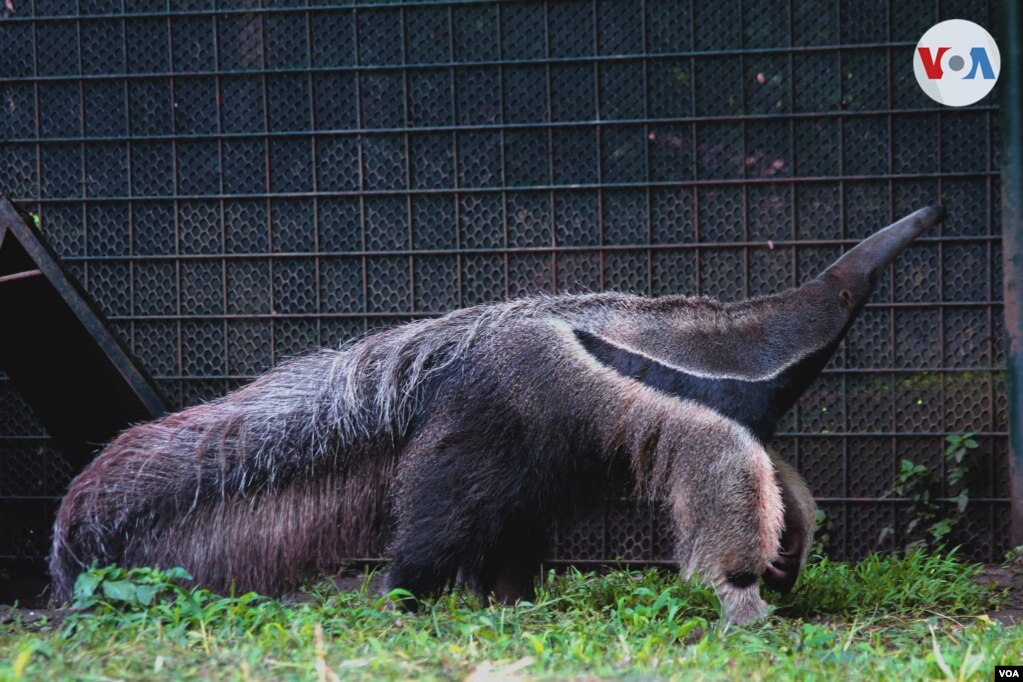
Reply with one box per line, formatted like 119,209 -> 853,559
0,0 -> 1008,575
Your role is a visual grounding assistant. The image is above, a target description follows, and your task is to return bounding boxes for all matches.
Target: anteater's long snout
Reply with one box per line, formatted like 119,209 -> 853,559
818,205 -> 946,284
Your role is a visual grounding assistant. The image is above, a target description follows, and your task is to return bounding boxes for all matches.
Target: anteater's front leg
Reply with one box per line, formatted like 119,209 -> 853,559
763,453 -> 816,594
657,415 -> 786,626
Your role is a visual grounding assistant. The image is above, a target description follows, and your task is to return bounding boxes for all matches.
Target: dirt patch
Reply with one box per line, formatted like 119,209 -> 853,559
1,605 -> 63,629
979,564 -> 1023,625
279,566 -> 385,605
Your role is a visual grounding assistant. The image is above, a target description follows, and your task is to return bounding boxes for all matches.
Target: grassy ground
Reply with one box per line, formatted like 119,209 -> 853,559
1,550 -> 1021,681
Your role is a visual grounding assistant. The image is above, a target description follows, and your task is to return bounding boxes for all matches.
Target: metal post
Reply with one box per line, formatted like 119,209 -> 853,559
1001,0 -> 1023,547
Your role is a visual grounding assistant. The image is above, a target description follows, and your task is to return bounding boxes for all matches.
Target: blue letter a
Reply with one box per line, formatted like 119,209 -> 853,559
964,47 -> 995,79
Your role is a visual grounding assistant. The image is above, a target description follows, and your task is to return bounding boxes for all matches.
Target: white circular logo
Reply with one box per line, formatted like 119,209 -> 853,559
913,19 -> 1000,107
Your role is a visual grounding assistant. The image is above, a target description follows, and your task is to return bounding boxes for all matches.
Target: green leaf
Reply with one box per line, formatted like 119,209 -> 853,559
101,580 -> 138,603
162,567 -> 194,581
802,629 -> 836,649
30,640 -> 54,658
930,520 -> 952,541
374,588 -> 414,610
134,584 -> 159,606
181,591 -> 205,621
73,572 -> 102,601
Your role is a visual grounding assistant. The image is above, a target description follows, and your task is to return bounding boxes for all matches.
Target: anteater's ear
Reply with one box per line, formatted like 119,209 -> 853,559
815,205 -> 946,309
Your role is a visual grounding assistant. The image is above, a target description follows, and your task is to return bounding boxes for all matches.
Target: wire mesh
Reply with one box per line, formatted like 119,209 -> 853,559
0,0 -> 1008,564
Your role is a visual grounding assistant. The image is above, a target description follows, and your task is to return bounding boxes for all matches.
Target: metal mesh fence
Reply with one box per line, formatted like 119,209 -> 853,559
0,0 -> 1008,565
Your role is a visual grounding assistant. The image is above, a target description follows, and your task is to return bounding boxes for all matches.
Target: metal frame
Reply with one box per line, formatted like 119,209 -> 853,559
1000,0 -> 1023,547
0,195 -> 167,475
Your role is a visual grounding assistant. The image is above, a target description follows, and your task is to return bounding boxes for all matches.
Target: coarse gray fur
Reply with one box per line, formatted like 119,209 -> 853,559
50,206 -> 946,624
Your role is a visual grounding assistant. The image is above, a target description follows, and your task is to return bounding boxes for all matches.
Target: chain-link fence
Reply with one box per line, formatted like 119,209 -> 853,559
0,0 -> 1008,568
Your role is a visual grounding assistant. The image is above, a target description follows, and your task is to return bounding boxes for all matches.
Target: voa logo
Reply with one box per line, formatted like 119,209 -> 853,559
913,19 -> 1000,107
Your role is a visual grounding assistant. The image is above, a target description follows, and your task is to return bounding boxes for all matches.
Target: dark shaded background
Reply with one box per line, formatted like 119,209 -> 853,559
0,0 -> 1007,569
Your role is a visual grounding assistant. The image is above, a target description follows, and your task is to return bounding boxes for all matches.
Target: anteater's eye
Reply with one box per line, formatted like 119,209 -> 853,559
839,290 -> 853,310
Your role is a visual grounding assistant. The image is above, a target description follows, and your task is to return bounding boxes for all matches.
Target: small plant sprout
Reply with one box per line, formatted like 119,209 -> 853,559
879,433 -> 979,550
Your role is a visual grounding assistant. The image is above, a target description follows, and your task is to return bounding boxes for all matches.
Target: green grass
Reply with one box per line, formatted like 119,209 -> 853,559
1,550 -> 1020,681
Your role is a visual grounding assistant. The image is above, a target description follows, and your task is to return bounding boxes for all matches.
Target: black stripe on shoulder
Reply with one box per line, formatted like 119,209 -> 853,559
573,328 -> 781,442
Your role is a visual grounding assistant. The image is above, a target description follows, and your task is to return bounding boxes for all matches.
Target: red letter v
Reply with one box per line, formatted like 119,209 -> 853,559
917,47 -> 950,79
